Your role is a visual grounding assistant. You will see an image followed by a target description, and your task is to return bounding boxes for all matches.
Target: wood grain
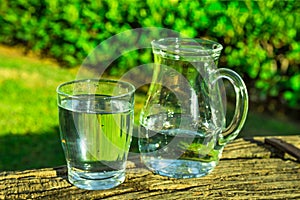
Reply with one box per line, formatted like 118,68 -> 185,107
1,136 -> 299,199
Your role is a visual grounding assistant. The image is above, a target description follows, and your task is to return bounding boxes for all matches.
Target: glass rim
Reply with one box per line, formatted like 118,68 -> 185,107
151,37 -> 223,55
56,78 -> 135,99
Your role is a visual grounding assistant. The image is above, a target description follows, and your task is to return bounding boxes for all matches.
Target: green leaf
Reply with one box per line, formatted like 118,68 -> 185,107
290,74 -> 300,91
283,91 -> 293,101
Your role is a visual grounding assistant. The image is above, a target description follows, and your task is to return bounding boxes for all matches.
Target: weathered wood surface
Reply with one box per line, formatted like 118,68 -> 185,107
1,136 -> 299,199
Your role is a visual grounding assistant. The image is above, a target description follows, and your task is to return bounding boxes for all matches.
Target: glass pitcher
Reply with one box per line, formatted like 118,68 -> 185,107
138,38 -> 248,178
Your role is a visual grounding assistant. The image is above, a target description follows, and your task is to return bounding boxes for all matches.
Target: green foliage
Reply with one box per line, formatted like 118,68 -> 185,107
0,0 -> 299,111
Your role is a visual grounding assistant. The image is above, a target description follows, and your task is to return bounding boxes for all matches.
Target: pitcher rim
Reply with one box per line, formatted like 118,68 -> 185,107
151,37 -> 223,55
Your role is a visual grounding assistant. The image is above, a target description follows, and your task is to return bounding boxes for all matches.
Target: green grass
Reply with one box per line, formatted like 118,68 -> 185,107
0,46 -> 77,170
0,45 -> 299,171
240,110 -> 300,138
0,49 -> 77,134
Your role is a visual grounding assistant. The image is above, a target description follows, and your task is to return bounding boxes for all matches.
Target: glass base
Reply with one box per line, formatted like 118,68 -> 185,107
68,168 -> 125,190
143,158 -> 217,178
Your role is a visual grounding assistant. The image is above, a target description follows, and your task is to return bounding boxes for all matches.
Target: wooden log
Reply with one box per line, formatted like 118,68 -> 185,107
265,137 -> 300,161
0,136 -> 299,199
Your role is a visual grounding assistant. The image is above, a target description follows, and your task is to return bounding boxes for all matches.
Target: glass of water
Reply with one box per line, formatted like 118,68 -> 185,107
57,79 -> 135,190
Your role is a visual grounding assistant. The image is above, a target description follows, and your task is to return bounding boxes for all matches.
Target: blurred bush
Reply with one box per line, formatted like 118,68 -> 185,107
0,0 -> 299,113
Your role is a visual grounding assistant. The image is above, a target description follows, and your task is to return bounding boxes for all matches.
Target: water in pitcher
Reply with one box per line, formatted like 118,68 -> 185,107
139,114 -> 224,178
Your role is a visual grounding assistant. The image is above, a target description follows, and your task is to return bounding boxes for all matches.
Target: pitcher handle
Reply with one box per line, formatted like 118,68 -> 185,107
213,68 -> 249,145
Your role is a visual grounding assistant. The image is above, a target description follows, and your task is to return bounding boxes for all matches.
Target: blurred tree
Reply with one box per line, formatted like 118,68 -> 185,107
0,0 -> 299,113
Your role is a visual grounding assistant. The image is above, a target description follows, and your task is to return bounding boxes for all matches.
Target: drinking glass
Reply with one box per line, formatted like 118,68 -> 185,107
139,38 -> 248,178
57,79 -> 135,190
